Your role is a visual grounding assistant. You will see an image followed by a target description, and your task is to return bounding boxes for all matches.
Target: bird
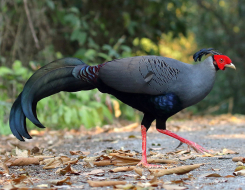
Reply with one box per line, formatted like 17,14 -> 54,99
9,48 -> 236,168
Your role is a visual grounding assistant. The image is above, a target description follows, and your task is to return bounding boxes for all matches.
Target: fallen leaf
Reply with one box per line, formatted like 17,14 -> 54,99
87,180 -> 126,187
70,151 -> 90,156
15,147 -> 30,157
171,179 -> 187,185
205,173 -> 222,177
41,156 -> 74,169
109,166 -> 135,173
113,155 -> 177,166
49,176 -> 72,185
88,169 -> 104,175
222,148 -> 238,155
232,157 -> 245,163
111,155 -> 139,166
56,164 -> 79,175
233,169 -> 245,176
115,184 -> 135,189
150,164 -> 202,177
10,174 -> 34,188
134,167 -> 143,176
0,162 -> 9,174
234,166 -> 245,172
109,152 -> 134,157
5,157 -> 40,166
162,184 -> 187,190
179,155 -> 195,161
225,175 -> 235,178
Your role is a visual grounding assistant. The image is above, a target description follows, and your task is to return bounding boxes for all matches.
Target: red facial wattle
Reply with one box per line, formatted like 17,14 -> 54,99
213,55 -> 233,70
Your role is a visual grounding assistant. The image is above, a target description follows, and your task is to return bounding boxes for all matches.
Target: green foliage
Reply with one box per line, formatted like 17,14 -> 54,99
187,0 -> 244,114
1,0 -> 244,136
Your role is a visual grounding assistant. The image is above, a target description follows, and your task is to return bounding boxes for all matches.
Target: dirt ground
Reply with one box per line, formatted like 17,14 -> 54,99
1,114 -> 245,189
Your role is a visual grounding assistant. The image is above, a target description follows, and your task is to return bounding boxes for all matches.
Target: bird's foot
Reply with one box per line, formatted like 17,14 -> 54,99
175,140 -> 209,153
184,140 -> 209,154
137,160 -> 163,168
157,129 -> 209,154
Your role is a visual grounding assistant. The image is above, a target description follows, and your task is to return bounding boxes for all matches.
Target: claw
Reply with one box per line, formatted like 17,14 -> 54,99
175,141 -> 184,150
187,141 -> 209,153
157,129 -> 210,154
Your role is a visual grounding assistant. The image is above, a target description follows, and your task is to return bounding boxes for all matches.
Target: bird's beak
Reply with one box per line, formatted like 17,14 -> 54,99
225,63 -> 236,70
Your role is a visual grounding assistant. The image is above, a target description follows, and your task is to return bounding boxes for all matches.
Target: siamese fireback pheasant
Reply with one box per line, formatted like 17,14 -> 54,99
9,48 -> 235,167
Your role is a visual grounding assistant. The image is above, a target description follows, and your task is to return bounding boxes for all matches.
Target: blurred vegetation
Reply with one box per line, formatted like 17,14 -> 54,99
0,0 -> 244,134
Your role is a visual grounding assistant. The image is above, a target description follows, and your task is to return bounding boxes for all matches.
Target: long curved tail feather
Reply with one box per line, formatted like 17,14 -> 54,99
9,58 -> 95,141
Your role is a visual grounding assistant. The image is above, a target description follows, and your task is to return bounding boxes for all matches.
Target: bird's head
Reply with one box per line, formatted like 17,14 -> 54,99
213,55 -> 235,70
193,48 -> 236,71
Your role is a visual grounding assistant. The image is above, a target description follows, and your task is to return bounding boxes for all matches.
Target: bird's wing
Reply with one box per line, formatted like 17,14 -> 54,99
99,56 -> 182,95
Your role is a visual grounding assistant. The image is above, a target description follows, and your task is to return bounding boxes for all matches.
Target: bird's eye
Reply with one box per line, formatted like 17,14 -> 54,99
219,59 -> 224,63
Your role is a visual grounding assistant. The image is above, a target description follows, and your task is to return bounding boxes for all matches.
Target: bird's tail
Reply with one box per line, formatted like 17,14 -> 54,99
9,58 -> 95,141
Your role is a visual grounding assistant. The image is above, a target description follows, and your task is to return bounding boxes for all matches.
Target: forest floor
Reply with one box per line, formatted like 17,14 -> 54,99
1,114 -> 245,190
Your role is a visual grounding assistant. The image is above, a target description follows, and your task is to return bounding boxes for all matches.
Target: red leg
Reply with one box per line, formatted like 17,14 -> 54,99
157,129 -> 209,153
137,125 -> 163,168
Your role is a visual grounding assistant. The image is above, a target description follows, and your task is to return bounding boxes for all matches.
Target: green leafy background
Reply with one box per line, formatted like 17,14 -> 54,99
0,0 -> 244,135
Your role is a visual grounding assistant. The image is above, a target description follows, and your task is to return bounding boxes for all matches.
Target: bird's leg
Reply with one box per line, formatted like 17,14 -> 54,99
137,125 -> 162,168
157,129 -> 209,153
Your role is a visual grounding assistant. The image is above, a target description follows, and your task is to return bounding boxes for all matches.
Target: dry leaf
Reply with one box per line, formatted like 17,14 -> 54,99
0,162 -> 9,174
63,158 -> 78,165
148,158 -> 178,164
15,147 -> 30,157
233,169 -> 245,176
134,167 -> 143,176
88,169 -> 104,175
109,152 -> 134,157
115,184 -> 135,189
42,158 -> 63,169
111,155 -> 139,166
234,166 -> 245,172
171,179 -> 187,185
232,157 -> 245,163
225,175 -> 235,178
70,150 -> 90,157
179,155 -> 195,161
110,166 -> 135,173
222,148 -> 238,155
5,157 -> 40,166
49,176 -> 72,185
87,180 -> 126,187
42,156 -> 74,169
56,164 -> 79,175
150,164 -> 202,177
162,184 -> 187,190
205,173 -> 222,177
10,174 -> 34,189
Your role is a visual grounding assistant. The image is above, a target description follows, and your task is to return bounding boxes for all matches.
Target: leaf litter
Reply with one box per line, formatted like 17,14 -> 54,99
1,115 -> 245,189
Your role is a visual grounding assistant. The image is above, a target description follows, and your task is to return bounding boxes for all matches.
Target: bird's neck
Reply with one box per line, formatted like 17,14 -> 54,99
181,56 -> 217,108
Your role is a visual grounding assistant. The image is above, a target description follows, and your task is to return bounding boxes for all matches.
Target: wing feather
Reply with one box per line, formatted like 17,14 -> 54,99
99,56 -> 182,95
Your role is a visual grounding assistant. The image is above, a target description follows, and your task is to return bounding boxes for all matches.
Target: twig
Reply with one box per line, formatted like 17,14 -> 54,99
23,0 -> 40,49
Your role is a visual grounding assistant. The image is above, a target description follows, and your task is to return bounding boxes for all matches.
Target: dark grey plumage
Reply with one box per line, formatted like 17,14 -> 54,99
9,51 -> 218,141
